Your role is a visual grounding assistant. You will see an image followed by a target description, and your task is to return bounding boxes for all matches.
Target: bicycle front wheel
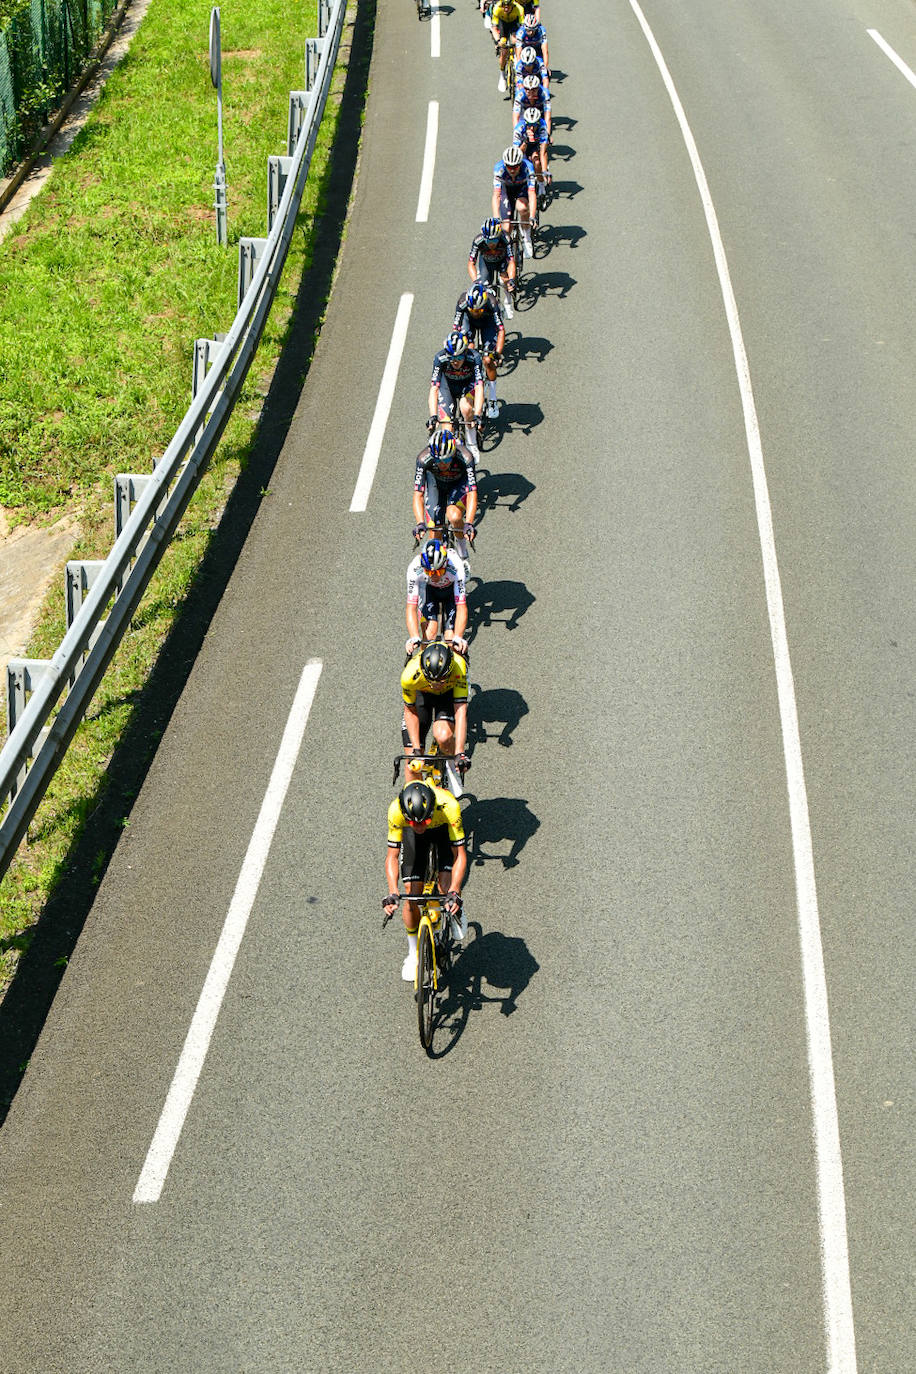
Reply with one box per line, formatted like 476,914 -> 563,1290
417,923 -> 436,1050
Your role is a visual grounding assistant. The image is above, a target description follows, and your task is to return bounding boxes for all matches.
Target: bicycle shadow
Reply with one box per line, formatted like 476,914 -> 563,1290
467,685 -> 529,748
466,577 -> 535,634
475,467 -> 535,514
549,143 -> 576,162
427,923 -> 541,1057
537,223 -> 586,251
464,795 -> 540,868
546,179 -> 583,200
499,400 -> 544,435
505,334 -> 552,365
525,271 -> 576,301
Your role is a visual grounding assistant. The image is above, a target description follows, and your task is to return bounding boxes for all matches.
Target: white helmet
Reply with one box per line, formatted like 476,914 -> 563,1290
522,74 -> 541,91
523,107 -> 541,125
503,144 -> 523,167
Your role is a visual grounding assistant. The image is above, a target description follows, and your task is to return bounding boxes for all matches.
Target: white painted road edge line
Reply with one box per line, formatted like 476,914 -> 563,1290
867,29 -> 916,91
133,659 -> 323,1204
431,8 -> 441,59
415,100 -> 438,222
349,293 -> 414,512
626,4 -> 858,1371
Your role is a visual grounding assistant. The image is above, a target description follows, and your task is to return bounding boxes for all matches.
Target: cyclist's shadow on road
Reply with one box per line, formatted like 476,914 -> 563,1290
430,924 -> 541,1057
466,578 -> 535,635
464,795 -> 540,868
467,685 -> 529,749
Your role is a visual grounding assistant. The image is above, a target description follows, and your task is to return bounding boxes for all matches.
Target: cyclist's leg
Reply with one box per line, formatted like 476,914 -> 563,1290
430,692 -> 457,757
423,472 -> 446,531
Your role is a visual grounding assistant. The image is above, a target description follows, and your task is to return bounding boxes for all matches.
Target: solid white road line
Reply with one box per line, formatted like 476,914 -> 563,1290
349,293 -> 414,513
626,4 -> 858,1371
867,29 -> 916,91
415,100 -> 438,223
133,659 -> 323,1204
431,8 -> 440,59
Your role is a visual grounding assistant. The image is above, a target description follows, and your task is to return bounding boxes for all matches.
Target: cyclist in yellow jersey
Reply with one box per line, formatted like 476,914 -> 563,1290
400,640 -> 469,786
384,781 -> 468,980
491,0 -> 525,91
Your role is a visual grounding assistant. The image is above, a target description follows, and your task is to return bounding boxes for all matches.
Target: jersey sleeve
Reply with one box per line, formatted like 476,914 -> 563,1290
457,445 -> 477,489
401,657 -> 423,705
387,798 -> 404,846
406,555 -> 422,606
447,552 -> 466,604
450,657 -> 469,703
440,792 -> 466,845
414,455 -> 428,491
431,352 -> 443,385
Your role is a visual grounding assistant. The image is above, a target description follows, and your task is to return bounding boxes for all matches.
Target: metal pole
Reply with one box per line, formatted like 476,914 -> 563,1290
209,7 -> 227,246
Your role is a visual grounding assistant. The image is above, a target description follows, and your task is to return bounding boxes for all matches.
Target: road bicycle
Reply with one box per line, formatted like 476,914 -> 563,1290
416,0 -> 431,19
392,747 -> 469,803
494,37 -> 516,100
382,853 -> 460,1052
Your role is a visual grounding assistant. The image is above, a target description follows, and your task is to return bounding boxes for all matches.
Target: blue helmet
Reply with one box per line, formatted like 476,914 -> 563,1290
430,429 -> 456,459
481,217 -> 501,241
420,539 -> 449,573
444,331 -> 468,358
466,283 -> 487,311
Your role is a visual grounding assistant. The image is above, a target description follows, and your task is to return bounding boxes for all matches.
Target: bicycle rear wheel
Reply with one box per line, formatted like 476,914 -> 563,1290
417,923 -> 436,1050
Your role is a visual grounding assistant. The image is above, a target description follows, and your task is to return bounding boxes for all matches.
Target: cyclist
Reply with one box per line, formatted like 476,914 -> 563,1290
413,428 -> 477,568
468,217 -> 516,320
400,638 -> 469,789
513,69 -> 552,141
514,106 -> 550,196
428,331 -> 485,461
516,11 -> 549,71
453,281 -> 505,420
405,537 -> 468,657
515,42 -> 549,92
383,780 -> 468,980
490,0 -> 525,92
492,144 -> 537,258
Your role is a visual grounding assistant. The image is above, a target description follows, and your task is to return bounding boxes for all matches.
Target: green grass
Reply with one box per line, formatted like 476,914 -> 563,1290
0,0 -> 356,995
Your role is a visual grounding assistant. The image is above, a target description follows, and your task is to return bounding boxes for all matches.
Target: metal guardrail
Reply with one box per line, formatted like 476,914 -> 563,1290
0,0 -> 345,881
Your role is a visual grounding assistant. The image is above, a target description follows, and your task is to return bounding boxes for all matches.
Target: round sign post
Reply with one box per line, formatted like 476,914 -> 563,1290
209,7 -> 227,245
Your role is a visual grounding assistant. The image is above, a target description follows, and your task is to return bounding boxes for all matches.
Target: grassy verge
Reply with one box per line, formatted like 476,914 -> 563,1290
0,0 -> 365,1011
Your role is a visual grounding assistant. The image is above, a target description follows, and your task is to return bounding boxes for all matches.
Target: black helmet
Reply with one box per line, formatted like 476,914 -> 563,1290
399,781 -> 436,823
420,641 -> 453,681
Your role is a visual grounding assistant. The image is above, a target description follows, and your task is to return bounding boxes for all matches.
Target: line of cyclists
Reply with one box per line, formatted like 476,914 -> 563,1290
384,0 -> 555,983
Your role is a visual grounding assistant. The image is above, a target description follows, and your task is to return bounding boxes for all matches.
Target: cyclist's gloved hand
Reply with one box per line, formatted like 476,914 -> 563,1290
382,893 -> 399,915
425,417 -> 438,434
450,636 -> 468,657
465,522 -> 476,543
455,752 -> 471,774
444,891 -> 462,916
405,636 -> 422,656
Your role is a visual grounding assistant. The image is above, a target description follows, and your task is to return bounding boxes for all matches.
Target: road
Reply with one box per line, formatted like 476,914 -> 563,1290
0,0 -> 913,1369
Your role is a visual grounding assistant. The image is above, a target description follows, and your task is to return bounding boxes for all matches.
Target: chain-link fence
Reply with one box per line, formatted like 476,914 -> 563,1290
0,0 -> 118,176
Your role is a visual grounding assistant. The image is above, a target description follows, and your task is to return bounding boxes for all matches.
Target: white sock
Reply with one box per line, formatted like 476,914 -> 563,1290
407,933 -> 417,959
454,535 -> 469,560
466,424 -> 478,447
487,379 -> 497,399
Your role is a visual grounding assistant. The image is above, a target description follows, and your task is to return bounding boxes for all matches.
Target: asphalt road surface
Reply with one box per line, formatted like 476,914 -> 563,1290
0,0 -> 913,1370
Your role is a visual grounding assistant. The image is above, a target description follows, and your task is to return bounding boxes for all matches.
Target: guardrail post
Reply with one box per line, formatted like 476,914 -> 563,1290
237,237 -> 268,309
318,0 -> 331,37
287,91 -> 308,155
65,561 -> 106,686
267,155 -> 294,232
115,474 -> 152,541
6,659 -> 52,798
192,334 -> 228,444
305,38 -> 325,91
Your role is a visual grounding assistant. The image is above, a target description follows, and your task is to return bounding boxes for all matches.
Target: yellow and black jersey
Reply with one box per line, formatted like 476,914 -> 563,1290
400,649 -> 469,705
492,1 -> 525,32
387,785 -> 466,847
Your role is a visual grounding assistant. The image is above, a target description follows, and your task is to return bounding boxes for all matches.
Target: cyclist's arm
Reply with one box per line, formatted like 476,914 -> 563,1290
464,487 -> 478,527
385,844 -> 400,897
453,698 -> 468,755
453,600 -> 468,642
403,702 -> 422,751
428,381 -> 439,422
472,379 -> 485,417
449,843 -> 468,894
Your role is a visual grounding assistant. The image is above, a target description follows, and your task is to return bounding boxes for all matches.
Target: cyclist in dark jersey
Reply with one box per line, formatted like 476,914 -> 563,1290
468,217 -> 516,318
428,331 -> 485,459
453,282 -> 505,419
412,429 -> 477,569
